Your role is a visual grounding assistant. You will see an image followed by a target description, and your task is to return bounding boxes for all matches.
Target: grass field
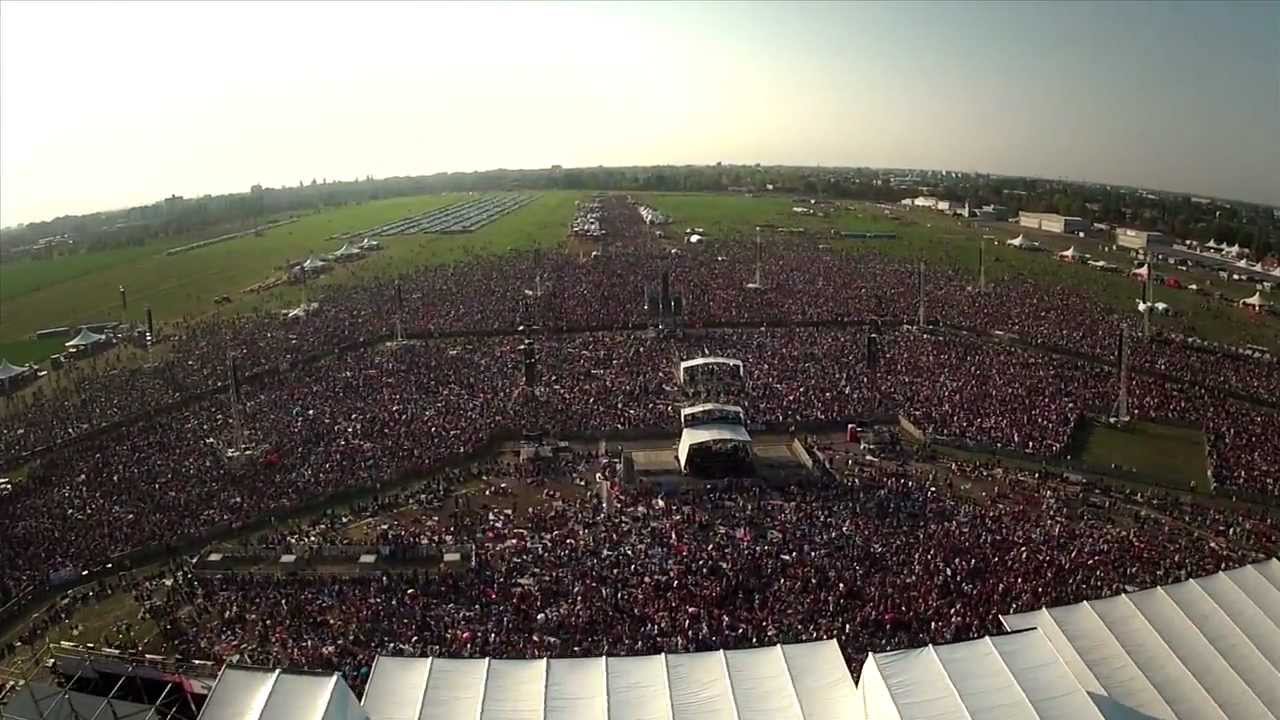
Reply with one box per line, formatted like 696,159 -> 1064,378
0,336 -> 66,365
639,193 -> 1280,350
0,192 -> 580,358
1072,419 -> 1208,492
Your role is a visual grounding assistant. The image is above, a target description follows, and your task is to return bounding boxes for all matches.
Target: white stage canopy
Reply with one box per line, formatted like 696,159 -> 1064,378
1240,291 -> 1271,308
1003,557 -> 1280,720
65,328 -> 106,348
677,423 -> 753,471
680,402 -> 747,427
362,641 -> 855,720
678,357 -> 745,384
199,666 -> 367,720
854,629 -> 1107,720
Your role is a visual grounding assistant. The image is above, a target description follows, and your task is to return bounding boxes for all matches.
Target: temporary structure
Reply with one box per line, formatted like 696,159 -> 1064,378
357,237 -> 383,251
1005,235 -> 1039,249
362,641 -> 856,720
333,243 -> 364,261
1056,246 -> 1089,262
853,629 -> 1106,720
1239,291 -> 1271,309
1129,264 -> 1151,279
301,256 -> 331,273
199,666 -> 367,720
64,328 -> 106,348
0,358 -> 34,382
1004,558 -> 1280,720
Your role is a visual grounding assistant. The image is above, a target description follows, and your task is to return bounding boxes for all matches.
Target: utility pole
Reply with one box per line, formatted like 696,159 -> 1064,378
1143,247 -> 1154,340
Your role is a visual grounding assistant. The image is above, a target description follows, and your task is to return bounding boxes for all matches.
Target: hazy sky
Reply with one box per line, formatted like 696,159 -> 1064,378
2,0 -> 1277,226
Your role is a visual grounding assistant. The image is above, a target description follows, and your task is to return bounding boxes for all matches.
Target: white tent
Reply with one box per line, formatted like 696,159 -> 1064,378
677,423 -> 753,472
1003,558 -> 1280,720
1057,246 -> 1089,261
0,358 -> 34,381
64,328 -> 106,348
688,233 -> 704,244
1005,235 -> 1039,249
302,256 -> 330,273
680,402 -> 747,427
853,629 -> 1107,720
1130,264 -> 1151,279
1240,291 -> 1271,308
357,238 -> 382,251
362,641 -> 856,720
678,356 -> 745,384
199,666 -> 367,720
333,243 -> 363,260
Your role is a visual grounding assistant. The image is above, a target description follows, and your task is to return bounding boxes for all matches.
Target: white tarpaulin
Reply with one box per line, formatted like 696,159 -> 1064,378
1240,291 -> 1270,308
852,629 -> 1106,720
1003,557 -> 1280,720
678,357 -> 744,384
362,641 -> 855,720
198,666 -> 368,720
0,359 -> 33,381
677,423 -> 753,471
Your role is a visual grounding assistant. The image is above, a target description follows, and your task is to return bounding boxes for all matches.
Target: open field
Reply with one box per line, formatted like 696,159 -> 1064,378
639,193 -> 1280,349
0,193 -> 580,356
1072,419 -> 1208,492
0,337 -> 66,365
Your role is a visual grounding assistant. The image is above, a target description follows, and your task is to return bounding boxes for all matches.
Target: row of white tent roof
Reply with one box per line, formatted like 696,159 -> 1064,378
175,557 -> 1280,720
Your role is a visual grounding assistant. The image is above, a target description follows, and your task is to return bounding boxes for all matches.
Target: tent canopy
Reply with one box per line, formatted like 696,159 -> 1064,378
302,256 -> 330,271
1003,558 -> 1280,720
362,641 -> 855,720
678,423 -> 753,471
0,358 -> 33,380
678,356 -> 745,383
853,629 -> 1106,720
65,328 -> 106,348
1057,246 -> 1088,259
200,666 -> 367,720
334,243 -> 363,257
1240,291 -> 1270,307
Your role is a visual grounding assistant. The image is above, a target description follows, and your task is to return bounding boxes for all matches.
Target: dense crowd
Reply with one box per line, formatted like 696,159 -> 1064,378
128,458 -> 1270,689
3,194 -> 1279,636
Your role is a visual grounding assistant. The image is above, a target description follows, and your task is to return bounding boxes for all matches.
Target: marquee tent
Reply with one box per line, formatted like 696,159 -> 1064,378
1056,246 -> 1089,262
301,256 -> 331,273
1003,557 -> 1280,720
333,243 -> 364,260
677,423 -> 753,472
64,328 -> 106,348
1240,291 -> 1271,309
361,640 -> 856,720
357,238 -> 382,251
678,357 -> 744,384
0,358 -> 34,382
1130,264 -> 1150,279
199,666 -> 366,720
1005,235 -> 1039,249
680,402 -> 747,427
853,629 -> 1107,720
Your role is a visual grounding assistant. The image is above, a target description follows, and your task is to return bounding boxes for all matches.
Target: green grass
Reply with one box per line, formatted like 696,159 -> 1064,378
0,193 -> 533,342
0,336 -> 67,365
640,195 -> 1280,350
1072,419 -> 1208,492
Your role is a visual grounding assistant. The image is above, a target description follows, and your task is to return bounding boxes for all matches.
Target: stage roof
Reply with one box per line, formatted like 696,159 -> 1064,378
1,683 -> 158,720
362,641 -> 855,720
1003,557 -> 1280,720
680,403 -> 746,424
677,423 -> 753,470
678,357 -> 744,382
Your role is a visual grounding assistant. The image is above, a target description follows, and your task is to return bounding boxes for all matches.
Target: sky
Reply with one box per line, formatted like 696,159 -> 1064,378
1,0 -> 1277,226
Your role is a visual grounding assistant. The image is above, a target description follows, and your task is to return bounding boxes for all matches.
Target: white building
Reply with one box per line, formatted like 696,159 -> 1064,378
1018,212 -> 1088,235
1115,227 -> 1167,250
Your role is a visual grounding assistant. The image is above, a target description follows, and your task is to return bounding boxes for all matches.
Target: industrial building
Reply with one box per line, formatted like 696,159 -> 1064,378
1018,212 -> 1088,235
1115,227 -> 1167,250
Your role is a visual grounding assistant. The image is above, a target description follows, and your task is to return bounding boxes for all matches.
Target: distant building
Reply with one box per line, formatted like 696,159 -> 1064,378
1018,212 -> 1087,234
912,196 -> 939,209
979,204 -> 1010,221
1115,227 -> 1168,250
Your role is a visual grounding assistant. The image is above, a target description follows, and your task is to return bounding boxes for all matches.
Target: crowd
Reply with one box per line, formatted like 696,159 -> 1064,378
128,458 -> 1269,690
3,195 -> 1279,618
